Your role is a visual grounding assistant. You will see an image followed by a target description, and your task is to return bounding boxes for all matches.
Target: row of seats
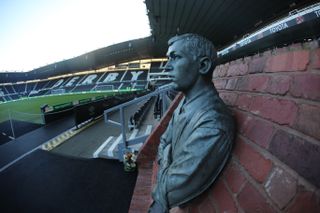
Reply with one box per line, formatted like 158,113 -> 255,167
0,70 -> 152,102
128,97 -> 154,131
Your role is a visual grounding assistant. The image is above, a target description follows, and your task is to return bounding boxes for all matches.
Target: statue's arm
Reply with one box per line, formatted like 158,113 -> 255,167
163,126 -> 233,208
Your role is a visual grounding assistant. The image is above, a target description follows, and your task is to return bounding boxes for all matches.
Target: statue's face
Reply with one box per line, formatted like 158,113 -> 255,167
165,40 -> 199,92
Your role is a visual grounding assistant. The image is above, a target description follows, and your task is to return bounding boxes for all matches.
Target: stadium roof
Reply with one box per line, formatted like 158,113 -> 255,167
146,0 -> 319,55
3,0 -> 320,80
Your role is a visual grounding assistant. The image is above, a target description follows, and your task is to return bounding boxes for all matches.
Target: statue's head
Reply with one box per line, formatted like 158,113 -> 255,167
164,33 -> 217,92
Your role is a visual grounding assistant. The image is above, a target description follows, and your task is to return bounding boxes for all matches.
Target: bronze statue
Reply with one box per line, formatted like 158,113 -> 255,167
149,33 -> 235,213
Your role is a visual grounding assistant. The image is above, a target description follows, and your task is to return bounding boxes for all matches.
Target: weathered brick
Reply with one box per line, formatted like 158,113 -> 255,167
289,43 -> 302,51
294,104 -> 320,140
250,96 -> 298,125
219,92 -> 238,106
224,161 -> 247,194
290,73 -> 320,101
247,75 -> 270,92
302,40 -> 319,50
264,167 -> 297,209
242,117 -> 274,148
265,50 -> 309,72
212,79 -> 227,90
198,197 -> 216,213
233,110 -> 251,134
287,191 -> 320,213
309,48 -> 320,69
227,63 -> 248,77
269,130 -> 320,188
236,76 -> 249,91
213,65 -> 221,78
225,78 -> 238,90
213,64 -> 228,78
236,94 -> 253,111
238,182 -> 275,213
234,137 -> 272,183
170,206 -> 189,213
266,75 -> 291,95
211,179 -> 237,212
248,56 -> 267,73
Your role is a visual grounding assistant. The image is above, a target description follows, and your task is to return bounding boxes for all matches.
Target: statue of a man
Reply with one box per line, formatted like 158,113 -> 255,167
149,33 -> 235,213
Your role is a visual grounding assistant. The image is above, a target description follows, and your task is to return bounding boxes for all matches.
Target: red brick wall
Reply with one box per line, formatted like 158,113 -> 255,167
129,40 -> 320,213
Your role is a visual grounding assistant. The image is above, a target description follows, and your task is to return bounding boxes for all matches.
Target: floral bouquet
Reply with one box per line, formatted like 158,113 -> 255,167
123,151 -> 137,172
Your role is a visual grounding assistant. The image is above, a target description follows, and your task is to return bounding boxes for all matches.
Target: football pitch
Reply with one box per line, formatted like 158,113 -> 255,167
0,90 -> 134,124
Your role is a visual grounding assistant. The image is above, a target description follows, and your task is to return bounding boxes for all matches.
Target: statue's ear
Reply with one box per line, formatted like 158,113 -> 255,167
199,56 -> 212,75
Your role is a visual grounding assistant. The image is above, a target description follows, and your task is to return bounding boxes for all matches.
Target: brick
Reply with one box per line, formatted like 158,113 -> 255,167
233,110 -> 251,134
238,182 -> 274,213
225,78 -> 238,90
290,73 -> 320,101
269,130 -> 320,187
227,63 -> 248,77
234,137 -> 272,183
287,191 -> 320,213
294,104 -> 320,140
265,50 -> 309,72
151,161 -> 158,186
263,49 -> 272,56
276,46 -> 289,54
213,66 -> 221,78
264,167 -> 297,209
211,180 -> 237,213
248,56 -> 267,73
236,76 -> 249,91
224,161 -> 247,194
289,43 -> 302,51
170,206 -> 189,213
266,75 -> 291,95
302,40 -> 319,50
198,197 -> 216,213
309,48 -> 320,69
212,79 -> 227,90
250,96 -> 298,125
219,92 -> 238,106
247,75 -> 270,92
236,94 -> 253,111
242,117 -> 274,148
213,64 -> 228,78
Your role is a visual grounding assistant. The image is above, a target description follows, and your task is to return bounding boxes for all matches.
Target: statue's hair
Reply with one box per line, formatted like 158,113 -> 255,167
168,33 -> 217,78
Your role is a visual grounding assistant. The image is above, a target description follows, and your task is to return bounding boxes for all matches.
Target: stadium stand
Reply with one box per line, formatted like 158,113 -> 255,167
1,1 -> 319,212
128,97 -> 154,130
0,68 -> 153,101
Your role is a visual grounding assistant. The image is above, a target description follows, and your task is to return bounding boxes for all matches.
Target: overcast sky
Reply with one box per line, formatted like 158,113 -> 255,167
0,0 -> 151,72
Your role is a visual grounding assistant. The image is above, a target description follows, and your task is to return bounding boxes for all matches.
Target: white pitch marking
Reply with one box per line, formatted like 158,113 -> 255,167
145,125 -> 153,135
108,135 -> 122,157
129,129 -> 139,140
93,136 -> 113,158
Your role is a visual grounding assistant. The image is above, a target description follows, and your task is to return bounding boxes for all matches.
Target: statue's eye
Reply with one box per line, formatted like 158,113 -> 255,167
168,52 -> 181,61
171,54 -> 181,60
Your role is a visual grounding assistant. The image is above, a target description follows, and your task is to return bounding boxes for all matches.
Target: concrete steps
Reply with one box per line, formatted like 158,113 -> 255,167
93,124 -> 153,160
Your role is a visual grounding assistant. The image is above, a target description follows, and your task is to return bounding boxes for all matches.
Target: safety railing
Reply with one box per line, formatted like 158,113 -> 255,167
104,84 -> 174,161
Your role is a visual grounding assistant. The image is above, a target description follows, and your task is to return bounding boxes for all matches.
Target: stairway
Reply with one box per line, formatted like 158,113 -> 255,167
93,124 -> 153,160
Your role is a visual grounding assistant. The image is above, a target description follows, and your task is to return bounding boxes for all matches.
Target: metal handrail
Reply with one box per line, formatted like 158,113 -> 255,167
104,84 -> 173,160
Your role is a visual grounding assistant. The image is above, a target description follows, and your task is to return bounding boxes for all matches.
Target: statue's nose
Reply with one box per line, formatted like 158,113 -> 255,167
163,62 -> 173,72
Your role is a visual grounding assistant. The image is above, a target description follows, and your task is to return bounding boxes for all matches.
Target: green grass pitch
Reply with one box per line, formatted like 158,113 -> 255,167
0,90 -> 135,124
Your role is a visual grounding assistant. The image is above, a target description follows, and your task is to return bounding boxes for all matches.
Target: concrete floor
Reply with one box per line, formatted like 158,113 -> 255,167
51,98 -> 159,158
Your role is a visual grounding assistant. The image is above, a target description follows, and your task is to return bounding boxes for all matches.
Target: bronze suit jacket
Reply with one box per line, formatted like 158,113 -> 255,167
152,84 -> 235,209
